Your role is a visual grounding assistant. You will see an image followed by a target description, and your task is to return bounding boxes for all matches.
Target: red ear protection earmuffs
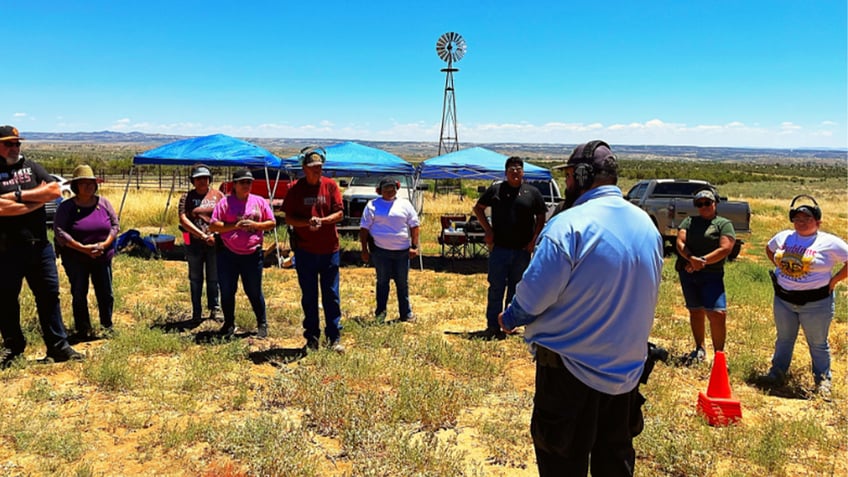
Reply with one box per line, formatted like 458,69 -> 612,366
376,180 -> 401,194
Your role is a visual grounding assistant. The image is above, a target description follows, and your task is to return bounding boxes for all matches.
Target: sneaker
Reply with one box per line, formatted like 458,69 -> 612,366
218,323 -> 235,338
1,348 -> 23,369
329,340 -> 346,354
374,311 -> 387,324
101,327 -> 116,339
681,347 -> 706,366
46,345 -> 84,363
481,328 -> 507,341
304,338 -> 320,351
815,379 -> 832,401
399,313 -> 416,323
256,324 -> 268,339
755,370 -> 785,387
208,307 -> 222,322
69,328 -> 99,343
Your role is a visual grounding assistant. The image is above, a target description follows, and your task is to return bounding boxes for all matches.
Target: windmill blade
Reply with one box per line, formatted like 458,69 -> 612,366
436,32 -> 466,64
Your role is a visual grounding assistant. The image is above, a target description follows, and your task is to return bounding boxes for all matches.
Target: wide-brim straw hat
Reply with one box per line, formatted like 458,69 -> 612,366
69,164 -> 97,182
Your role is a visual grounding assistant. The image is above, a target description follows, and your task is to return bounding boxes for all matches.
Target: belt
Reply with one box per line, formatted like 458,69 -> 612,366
770,270 -> 830,305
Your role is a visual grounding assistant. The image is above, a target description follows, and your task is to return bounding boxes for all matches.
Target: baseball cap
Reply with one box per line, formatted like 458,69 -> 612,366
232,169 -> 254,181
792,205 -> 817,219
378,177 -> 398,190
301,147 -> 326,167
0,125 -> 24,141
693,189 -> 717,203
191,165 -> 212,179
566,140 -> 618,173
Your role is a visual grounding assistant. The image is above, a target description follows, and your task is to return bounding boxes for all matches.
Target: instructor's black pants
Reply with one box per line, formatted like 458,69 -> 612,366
532,346 -> 643,477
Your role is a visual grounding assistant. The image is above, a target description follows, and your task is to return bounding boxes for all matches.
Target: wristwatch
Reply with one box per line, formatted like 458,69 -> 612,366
14,186 -> 22,203
410,244 -> 419,250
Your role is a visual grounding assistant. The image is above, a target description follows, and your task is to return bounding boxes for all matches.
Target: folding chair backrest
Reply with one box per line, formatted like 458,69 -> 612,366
440,214 -> 466,229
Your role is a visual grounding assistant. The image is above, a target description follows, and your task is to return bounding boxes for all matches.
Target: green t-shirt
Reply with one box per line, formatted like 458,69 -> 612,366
679,215 -> 736,272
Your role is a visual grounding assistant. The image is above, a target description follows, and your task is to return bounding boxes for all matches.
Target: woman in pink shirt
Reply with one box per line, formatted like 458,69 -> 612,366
210,169 -> 276,338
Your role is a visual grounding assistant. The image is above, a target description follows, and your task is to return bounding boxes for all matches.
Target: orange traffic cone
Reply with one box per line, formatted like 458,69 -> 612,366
697,351 -> 742,426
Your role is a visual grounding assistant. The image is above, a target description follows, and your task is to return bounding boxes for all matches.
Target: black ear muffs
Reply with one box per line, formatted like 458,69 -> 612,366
299,146 -> 327,166
789,194 -> 822,221
572,140 -> 611,190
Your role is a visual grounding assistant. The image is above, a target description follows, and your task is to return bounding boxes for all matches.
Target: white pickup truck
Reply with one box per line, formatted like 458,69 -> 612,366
338,175 -> 429,234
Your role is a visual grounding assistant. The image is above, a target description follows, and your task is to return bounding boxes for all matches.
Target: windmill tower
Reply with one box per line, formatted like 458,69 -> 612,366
436,32 -> 466,155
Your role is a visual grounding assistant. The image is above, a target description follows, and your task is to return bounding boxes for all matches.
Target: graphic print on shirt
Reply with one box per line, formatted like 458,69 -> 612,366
0,167 -> 35,188
775,241 -> 817,281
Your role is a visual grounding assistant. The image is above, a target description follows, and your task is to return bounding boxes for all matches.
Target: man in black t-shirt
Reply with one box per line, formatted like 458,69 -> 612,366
0,125 -> 82,367
473,156 -> 546,339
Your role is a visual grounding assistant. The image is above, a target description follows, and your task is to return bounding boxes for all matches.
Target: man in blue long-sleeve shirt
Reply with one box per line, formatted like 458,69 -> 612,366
500,140 -> 663,477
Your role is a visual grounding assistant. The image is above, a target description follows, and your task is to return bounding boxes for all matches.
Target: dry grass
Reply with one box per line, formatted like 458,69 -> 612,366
0,177 -> 845,476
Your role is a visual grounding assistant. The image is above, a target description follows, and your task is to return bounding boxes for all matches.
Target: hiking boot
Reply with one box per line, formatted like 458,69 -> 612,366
46,345 -> 84,363
681,347 -> 706,366
256,324 -> 268,339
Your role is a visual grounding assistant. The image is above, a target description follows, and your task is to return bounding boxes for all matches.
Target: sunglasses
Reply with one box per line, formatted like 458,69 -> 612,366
2,141 -> 21,147
694,201 -> 713,208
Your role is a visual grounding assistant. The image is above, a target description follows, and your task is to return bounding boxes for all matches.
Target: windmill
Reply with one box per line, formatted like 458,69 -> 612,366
436,32 -> 466,155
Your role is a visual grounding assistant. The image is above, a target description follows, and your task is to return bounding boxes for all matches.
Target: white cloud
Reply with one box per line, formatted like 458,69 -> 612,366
95,116 -> 846,149
14,112 -> 27,117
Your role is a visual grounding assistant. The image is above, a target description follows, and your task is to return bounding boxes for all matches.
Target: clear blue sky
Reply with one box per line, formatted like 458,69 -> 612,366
8,1 -> 847,148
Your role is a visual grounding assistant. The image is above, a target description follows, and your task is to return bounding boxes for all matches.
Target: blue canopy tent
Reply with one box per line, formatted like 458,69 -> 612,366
418,147 -> 551,181
132,133 -> 282,168
119,134 -> 286,264
282,141 -> 423,269
280,141 -> 414,177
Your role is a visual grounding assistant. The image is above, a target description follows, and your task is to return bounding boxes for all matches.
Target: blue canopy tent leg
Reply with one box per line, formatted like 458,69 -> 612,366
263,165 -> 286,268
158,169 -> 178,236
117,165 -> 136,222
411,172 -> 424,272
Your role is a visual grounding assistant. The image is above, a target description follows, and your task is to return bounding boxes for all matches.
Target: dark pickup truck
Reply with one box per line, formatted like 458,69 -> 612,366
625,179 -> 751,259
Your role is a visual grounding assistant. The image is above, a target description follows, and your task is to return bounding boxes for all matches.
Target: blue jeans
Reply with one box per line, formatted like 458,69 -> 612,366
0,242 -> 69,353
294,249 -> 342,343
372,245 -> 412,319
61,255 -> 114,331
678,271 -> 727,311
486,245 -> 531,330
186,242 -> 219,319
769,294 -> 834,384
217,248 -> 266,327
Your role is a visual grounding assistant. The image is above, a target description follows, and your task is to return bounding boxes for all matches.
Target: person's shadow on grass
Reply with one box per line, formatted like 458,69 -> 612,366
248,347 -> 307,366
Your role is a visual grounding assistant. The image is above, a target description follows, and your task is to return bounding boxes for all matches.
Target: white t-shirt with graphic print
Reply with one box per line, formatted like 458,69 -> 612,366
768,230 -> 848,290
